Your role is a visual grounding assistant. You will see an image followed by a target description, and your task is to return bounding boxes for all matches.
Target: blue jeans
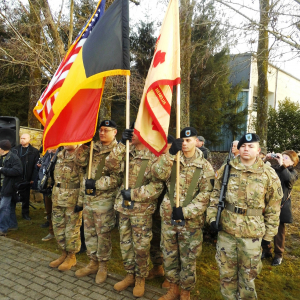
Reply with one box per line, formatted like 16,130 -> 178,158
0,196 -> 18,233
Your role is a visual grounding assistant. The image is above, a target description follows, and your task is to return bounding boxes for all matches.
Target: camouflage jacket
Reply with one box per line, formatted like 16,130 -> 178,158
207,156 -> 282,241
52,147 -> 86,207
105,143 -> 171,215
77,140 -> 121,212
160,148 -> 215,228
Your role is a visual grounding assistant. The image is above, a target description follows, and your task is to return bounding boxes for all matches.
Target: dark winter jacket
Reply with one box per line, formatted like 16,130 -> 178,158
273,164 -> 298,223
0,151 -> 23,197
198,146 -> 210,160
12,144 -> 40,183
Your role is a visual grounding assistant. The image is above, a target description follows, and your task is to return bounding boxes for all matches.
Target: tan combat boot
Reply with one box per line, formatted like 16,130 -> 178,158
75,259 -> 99,277
133,277 -> 145,297
180,289 -> 190,300
58,252 -> 76,271
158,283 -> 180,300
49,250 -> 67,268
147,265 -> 165,280
95,261 -> 107,284
162,279 -> 171,289
114,273 -> 135,291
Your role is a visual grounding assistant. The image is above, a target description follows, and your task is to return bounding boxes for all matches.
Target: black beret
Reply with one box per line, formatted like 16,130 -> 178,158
180,127 -> 197,138
0,140 -> 11,151
167,135 -> 175,144
99,120 -> 117,129
237,133 -> 260,149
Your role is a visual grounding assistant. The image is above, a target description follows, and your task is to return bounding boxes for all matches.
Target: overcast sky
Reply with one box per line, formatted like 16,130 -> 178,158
43,0 -> 300,79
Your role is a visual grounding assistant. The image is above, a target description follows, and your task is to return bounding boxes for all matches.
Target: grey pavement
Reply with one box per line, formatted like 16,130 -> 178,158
0,237 -> 164,300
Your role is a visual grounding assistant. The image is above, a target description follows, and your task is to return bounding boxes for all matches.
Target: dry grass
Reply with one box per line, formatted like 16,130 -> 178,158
7,177 -> 300,300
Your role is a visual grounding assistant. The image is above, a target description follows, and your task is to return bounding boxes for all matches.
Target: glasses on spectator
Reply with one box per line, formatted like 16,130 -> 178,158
99,129 -> 114,134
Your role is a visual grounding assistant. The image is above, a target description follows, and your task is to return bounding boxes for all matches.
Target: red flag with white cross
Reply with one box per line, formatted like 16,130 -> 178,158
134,0 -> 180,156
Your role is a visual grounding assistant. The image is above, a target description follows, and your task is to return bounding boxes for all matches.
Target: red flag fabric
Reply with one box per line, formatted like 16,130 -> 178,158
40,0 -> 130,152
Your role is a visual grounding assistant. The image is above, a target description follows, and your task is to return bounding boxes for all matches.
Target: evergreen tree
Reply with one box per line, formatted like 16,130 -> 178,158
190,2 -> 246,145
130,21 -> 156,78
267,98 -> 300,152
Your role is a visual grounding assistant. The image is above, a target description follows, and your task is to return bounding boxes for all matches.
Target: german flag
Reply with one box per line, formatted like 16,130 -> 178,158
42,0 -> 130,152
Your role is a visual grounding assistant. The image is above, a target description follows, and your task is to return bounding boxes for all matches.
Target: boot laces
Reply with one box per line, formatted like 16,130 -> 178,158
99,262 -> 107,272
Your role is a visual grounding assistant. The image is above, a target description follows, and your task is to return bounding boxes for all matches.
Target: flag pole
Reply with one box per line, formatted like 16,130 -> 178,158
125,75 -> 130,189
88,141 -> 94,179
176,84 -> 180,208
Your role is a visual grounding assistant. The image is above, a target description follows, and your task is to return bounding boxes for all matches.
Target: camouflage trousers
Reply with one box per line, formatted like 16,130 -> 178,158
161,221 -> 203,291
83,203 -> 115,262
150,205 -> 163,266
119,213 -> 152,278
52,206 -> 82,253
216,231 -> 262,300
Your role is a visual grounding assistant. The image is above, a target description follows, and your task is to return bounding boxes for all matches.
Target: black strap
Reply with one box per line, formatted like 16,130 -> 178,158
168,161 -> 201,208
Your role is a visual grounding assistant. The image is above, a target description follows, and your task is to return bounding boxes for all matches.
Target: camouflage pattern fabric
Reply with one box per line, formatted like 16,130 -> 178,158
160,148 -> 214,290
52,147 -> 86,207
52,147 -> 85,253
161,222 -> 203,290
105,143 -> 172,216
118,213 -> 152,277
83,206 -> 115,261
52,206 -> 82,253
75,140 -> 119,262
216,231 -> 262,300
160,148 -> 215,228
207,156 -> 282,241
105,145 -> 172,277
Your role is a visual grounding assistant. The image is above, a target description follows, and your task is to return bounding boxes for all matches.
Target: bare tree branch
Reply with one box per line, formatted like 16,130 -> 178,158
39,0 -> 66,59
215,0 -> 300,50
0,10 -> 53,75
68,0 -> 74,49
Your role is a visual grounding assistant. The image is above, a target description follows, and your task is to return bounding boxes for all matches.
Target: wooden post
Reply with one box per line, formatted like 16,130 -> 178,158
176,84 -> 180,208
88,141 -> 93,179
125,75 -> 130,189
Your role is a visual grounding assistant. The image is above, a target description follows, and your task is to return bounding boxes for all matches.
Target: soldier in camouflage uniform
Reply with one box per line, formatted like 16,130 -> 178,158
158,127 -> 215,300
147,135 -> 175,282
106,128 -> 171,298
49,145 -> 86,271
75,120 -> 120,283
207,133 -> 282,300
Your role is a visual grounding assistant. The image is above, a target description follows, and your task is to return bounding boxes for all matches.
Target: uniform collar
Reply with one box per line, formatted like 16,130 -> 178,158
230,156 -> 264,173
94,139 -> 117,153
174,147 -> 204,168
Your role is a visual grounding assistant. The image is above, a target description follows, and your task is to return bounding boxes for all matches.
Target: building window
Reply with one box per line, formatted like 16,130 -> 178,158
253,96 -> 258,111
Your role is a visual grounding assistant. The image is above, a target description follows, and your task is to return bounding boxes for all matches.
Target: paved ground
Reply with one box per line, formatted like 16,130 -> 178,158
0,237 -> 164,300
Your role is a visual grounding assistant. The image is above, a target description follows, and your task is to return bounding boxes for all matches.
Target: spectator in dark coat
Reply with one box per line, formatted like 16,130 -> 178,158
195,136 -> 211,161
12,134 -> 40,220
262,150 -> 299,266
0,140 -> 23,235
38,149 -> 56,241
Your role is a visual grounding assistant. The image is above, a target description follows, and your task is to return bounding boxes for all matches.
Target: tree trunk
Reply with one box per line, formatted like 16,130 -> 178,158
68,0 -> 74,49
256,0 -> 269,151
179,0 -> 195,129
40,0 -> 66,59
28,0 -> 42,129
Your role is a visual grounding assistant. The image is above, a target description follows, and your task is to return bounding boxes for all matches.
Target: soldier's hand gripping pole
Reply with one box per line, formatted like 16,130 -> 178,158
171,84 -> 185,226
85,141 -> 96,195
215,142 -> 233,229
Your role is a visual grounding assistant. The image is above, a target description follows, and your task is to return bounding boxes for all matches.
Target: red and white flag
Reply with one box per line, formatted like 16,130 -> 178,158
134,0 -> 180,156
